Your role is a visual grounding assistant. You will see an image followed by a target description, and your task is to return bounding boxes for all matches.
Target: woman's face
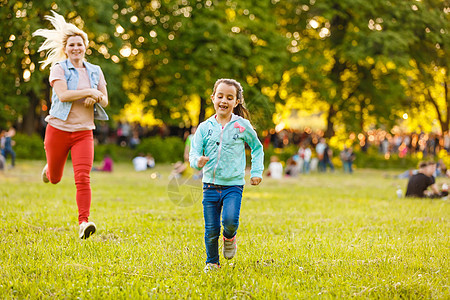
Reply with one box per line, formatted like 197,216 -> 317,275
64,35 -> 86,61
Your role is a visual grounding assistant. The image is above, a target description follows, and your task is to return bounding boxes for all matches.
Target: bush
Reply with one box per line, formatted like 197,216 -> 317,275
11,133 -> 185,164
261,144 -> 421,170
94,144 -> 134,162
354,146 -> 420,170
13,133 -> 45,160
135,136 -> 184,163
262,145 -> 298,167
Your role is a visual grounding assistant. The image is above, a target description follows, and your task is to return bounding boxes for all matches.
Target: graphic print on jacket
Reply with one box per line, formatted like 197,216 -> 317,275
203,122 -> 246,183
189,113 -> 264,186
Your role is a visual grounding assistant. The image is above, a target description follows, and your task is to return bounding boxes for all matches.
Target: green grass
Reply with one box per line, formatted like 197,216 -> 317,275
1,161 -> 449,299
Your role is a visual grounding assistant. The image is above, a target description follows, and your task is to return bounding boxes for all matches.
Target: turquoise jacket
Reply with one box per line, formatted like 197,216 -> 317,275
49,59 -> 108,121
189,114 -> 264,186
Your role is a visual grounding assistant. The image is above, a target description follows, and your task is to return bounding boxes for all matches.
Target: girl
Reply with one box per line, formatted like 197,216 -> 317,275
189,79 -> 264,272
33,11 -> 109,239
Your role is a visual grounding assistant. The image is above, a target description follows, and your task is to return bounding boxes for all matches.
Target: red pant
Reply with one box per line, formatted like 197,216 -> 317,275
44,125 -> 94,224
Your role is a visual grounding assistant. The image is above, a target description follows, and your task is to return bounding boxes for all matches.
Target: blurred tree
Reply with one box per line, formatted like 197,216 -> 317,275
116,0 -> 290,130
1,0 -> 448,137
401,0 -> 449,133
274,0 -> 414,137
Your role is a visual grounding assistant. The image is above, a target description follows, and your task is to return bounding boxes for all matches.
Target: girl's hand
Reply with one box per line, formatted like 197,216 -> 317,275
84,97 -> 97,108
250,177 -> 262,185
197,156 -> 210,168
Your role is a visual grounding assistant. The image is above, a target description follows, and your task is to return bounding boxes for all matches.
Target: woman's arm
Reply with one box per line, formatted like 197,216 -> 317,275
97,84 -> 108,107
53,79 -> 104,102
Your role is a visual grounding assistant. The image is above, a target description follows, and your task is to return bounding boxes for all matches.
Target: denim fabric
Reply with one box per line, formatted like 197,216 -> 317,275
49,59 -> 108,121
343,161 -> 353,173
303,160 -> 310,173
202,183 -> 243,264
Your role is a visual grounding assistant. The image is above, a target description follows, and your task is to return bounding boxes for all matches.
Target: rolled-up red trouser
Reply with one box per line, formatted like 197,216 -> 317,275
44,125 -> 94,224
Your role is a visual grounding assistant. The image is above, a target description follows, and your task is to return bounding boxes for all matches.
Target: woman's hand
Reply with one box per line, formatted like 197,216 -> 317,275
84,97 -> 97,108
90,89 -> 104,101
250,177 -> 262,185
197,156 -> 210,168
98,94 -> 108,107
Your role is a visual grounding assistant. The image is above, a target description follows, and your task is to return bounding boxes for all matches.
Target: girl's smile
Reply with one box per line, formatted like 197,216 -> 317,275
212,83 -> 239,121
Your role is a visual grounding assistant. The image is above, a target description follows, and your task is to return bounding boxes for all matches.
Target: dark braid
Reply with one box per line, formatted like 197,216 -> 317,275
211,78 -> 250,120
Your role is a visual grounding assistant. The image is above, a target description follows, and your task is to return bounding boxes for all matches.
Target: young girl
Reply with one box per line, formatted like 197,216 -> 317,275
33,11 -> 109,239
189,78 -> 264,272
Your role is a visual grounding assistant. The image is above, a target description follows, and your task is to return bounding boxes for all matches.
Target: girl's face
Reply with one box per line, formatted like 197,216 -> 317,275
64,35 -> 86,61
212,83 -> 239,119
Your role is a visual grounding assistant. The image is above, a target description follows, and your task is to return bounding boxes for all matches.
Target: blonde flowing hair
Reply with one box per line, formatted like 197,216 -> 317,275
33,11 -> 89,69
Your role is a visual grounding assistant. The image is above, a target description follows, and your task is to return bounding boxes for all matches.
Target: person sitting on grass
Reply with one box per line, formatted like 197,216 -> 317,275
266,155 -> 283,179
132,153 -> 148,171
92,155 -> 113,172
405,161 -> 448,198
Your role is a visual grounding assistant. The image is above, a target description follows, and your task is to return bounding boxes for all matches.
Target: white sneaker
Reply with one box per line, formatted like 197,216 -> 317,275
223,236 -> 237,259
203,263 -> 220,273
42,164 -> 49,183
79,222 -> 96,239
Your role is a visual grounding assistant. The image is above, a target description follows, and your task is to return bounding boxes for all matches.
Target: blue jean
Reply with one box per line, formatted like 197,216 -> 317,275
303,160 -> 310,173
202,183 -> 243,265
2,147 -> 15,167
343,161 -> 353,173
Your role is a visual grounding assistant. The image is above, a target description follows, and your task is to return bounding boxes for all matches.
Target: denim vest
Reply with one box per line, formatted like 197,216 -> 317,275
49,59 -> 109,121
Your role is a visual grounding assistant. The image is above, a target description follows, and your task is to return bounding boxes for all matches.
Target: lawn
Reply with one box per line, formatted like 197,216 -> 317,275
0,161 -> 449,299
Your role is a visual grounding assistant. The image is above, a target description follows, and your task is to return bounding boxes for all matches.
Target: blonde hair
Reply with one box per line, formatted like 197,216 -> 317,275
211,78 -> 250,120
33,11 -> 89,69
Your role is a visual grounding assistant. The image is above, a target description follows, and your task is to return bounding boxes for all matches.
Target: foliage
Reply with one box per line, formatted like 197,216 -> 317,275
402,0 -> 450,133
135,136 -> 185,163
93,143 -> 135,163
117,0 -> 289,130
0,0 -> 128,133
273,0 -> 416,136
262,144 -> 424,170
262,145 -> 298,168
12,133 -> 45,160
354,147 -> 419,170
1,162 -> 449,298
1,1 -> 449,136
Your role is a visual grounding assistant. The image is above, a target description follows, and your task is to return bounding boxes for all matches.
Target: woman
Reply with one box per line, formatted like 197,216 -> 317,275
33,11 -> 109,239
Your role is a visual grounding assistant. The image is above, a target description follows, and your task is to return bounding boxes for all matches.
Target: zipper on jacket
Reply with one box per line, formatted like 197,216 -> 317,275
212,123 -> 227,184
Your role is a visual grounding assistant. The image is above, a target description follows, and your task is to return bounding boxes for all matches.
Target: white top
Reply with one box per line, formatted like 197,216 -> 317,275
268,162 -> 283,179
299,147 -> 312,162
132,156 -> 148,171
315,143 -> 326,155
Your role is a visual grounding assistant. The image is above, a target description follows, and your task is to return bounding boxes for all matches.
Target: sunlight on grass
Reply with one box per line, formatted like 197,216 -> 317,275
0,161 -> 449,298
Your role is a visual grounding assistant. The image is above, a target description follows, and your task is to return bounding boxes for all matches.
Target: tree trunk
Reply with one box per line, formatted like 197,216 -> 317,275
23,91 -> 39,135
425,88 -> 448,133
324,104 -> 336,138
445,78 -> 450,133
198,96 -> 206,124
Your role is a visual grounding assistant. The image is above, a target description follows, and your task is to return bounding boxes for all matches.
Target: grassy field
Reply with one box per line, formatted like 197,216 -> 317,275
0,161 -> 449,299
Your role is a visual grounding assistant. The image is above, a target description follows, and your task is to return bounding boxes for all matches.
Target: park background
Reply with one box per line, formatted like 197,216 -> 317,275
1,0 -> 450,169
1,1 -> 450,299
